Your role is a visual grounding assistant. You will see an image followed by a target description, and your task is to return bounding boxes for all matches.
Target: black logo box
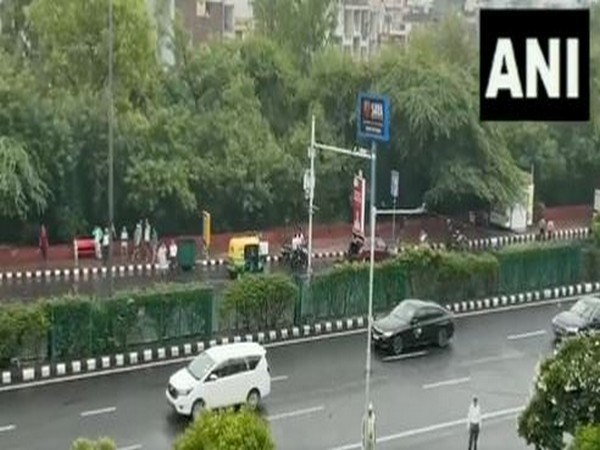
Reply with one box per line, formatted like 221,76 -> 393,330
479,9 -> 590,122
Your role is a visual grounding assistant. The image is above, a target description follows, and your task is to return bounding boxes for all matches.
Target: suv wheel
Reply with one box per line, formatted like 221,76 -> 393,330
192,399 -> 205,420
437,328 -> 449,348
392,335 -> 403,355
246,389 -> 260,410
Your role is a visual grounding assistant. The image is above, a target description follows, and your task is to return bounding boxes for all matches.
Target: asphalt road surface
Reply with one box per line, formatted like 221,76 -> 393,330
0,299 -> 573,450
0,259 -> 335,302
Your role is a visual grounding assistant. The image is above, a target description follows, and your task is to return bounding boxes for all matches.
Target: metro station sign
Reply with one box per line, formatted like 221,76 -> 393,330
357,93 -> 390,143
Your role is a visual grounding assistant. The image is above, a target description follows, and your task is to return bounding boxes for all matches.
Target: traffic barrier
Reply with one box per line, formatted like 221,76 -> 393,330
2,280 -> 599,388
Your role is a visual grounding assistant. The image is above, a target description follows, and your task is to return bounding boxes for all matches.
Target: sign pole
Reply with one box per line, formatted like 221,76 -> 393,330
307,115 -> 316,281
392,196 -> 397,247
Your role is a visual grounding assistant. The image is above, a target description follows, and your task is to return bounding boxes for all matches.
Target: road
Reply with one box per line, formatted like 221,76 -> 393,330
0,299 -> 572,450
0,259 -> 335,302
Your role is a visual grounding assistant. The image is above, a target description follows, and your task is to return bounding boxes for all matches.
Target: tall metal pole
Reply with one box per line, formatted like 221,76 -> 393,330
363,139 -> 377,444
307,115 -> 316,280
107,0 -> 114,297
391,197 -> 397,247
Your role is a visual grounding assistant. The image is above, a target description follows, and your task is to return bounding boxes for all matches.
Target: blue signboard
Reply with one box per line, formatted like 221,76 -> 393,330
357,93 -> 390,143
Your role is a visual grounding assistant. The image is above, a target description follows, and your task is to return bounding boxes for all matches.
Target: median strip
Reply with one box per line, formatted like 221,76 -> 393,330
0,281 -> 598,391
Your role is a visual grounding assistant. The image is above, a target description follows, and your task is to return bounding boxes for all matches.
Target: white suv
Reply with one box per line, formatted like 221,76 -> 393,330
166,342 -> 271,419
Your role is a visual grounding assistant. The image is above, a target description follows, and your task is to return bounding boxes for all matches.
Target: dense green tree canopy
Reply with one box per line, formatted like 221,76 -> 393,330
0,3 -> 598,243
518,335 -> 600,450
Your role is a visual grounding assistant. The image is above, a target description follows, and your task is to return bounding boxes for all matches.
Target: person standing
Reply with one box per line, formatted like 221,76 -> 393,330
120,226 -> 129,263
151,227 -> 159,264
39,224 -> 49,265
132,221 -> 142,262
102,227 -> 110,264
143,218 -> 151,262
362,402 -> 376,450
467,396 -> 482,450
93,225 -> 103,260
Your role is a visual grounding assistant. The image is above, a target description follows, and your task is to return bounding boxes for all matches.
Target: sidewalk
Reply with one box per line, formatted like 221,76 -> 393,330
0,205 -> 591,274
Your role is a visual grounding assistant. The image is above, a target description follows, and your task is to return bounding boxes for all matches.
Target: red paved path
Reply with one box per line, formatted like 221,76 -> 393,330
0,205 -> 591,273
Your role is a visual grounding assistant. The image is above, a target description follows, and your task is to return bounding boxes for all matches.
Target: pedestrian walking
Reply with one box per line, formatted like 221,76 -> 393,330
120,226 -> 129,263
102,227 -> 110,264
538,217 -> 547,240
39,224 -> 49,265
467,396 -> 482,450
168,239 -> 178,271
362,403 -> 376,450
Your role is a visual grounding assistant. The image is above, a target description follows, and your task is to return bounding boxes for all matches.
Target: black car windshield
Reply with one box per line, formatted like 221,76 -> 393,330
187,352 -> 215,380
391,301 -> 418,321
571,299 -> 598,320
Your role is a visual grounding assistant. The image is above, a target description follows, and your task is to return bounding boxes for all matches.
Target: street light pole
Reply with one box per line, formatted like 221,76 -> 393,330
307,115 -> 316,281
107,0 -> 114,297
363,139 -> 377,443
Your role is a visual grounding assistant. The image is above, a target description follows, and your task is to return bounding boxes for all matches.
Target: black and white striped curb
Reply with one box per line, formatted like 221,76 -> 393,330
0,227 -> 591,282
2,280 -> 599,387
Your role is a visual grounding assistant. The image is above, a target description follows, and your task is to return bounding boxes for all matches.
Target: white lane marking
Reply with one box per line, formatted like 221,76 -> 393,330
507,329 -> 547,341
271,375 -> 289,382
423,376 -> 470,390
118,445 -> 142,450
80,406 -> 117,417
0,296 -> 579,393
267,405 -> 325,422
459,352 -> 522,367
328,405 -> 525,450
382,350 -> 428,362
0,424 -> 16,433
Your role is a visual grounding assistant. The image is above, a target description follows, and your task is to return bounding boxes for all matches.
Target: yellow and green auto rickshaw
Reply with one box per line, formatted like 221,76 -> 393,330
227,236 -> 267,279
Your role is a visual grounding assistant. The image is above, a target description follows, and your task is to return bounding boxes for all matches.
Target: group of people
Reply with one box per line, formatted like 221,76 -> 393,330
537,217 -> 556,240
362,396 -> 483,450
91,219 -> 178,269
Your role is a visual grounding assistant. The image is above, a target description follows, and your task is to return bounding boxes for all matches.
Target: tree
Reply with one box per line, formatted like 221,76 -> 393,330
517,335 -> 600,450
70,438 -> 116,450
569,425 -> 600,450
253,0 -> 337,67
28,0 -> 158,98
172,408 -> 275,450
0,136 -> 49,219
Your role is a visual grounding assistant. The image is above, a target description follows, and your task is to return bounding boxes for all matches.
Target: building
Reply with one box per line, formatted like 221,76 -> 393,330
175,0 -> 235,45
333,0 -> 381,59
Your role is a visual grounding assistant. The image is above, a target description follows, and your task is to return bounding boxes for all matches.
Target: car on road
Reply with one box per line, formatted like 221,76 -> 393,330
372,299 -> 455,355
166,342 -> 271,420
551,295 -> 600,342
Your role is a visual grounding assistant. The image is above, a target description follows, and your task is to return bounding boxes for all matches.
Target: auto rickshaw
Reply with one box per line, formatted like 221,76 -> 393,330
227,235 -> 267,279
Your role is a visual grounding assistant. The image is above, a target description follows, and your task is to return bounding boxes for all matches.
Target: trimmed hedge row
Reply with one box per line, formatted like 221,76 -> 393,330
0,283 -> 213,367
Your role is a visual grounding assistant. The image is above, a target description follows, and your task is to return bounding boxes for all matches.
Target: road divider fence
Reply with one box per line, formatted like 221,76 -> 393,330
1,280 -> 598,389
0,227 -> 591,283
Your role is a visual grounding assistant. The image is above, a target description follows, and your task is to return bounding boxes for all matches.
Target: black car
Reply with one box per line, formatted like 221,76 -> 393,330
552,295 -> 600,342
372,299 -> 455,355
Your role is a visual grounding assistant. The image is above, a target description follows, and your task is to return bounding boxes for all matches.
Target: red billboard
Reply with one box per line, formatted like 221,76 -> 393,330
352,173 -> 366,235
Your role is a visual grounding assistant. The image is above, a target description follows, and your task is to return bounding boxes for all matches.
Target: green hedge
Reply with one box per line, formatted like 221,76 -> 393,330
299,259 -> 407,322
0,304 -> 48,367
221,274 -> 298,332
0,283 -> 214,368
495,242 -> 583,293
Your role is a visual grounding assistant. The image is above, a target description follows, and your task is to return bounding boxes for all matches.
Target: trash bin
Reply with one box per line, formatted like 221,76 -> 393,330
177,238 -> 197,271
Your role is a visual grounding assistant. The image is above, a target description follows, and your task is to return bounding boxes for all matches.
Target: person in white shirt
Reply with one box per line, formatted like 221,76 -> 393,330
467,396 -> 482,450
168,239 -> 178,270
120,226 -> 129,263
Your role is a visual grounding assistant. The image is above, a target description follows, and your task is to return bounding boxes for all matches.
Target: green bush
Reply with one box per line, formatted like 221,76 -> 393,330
221,274 -> 298,332
396,247 -> 499,303
70,438 -> 116,450
593,214 -> 600,247
582,246 -> 600,281
0,304 -> 48,366
569,425 -> 600,450
173,407 -> 274,450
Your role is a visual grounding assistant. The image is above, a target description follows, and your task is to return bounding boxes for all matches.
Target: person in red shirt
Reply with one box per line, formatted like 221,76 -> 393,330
39,224 -> 49,264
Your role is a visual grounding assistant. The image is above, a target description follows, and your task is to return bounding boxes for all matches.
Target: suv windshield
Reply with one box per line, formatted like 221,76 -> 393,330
187,352 -> 215,380
571,298 -> 597,320
392,301 -> 418,321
